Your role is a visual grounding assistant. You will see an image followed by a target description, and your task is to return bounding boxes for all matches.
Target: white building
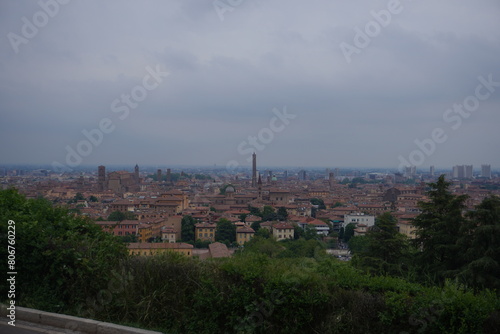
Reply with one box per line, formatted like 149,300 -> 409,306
343,213 -> 375,229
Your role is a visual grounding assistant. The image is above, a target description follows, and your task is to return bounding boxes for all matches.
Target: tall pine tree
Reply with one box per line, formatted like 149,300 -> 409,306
457,196 -> 500,290
412,175 -> 468,283
354,212 -> 410,276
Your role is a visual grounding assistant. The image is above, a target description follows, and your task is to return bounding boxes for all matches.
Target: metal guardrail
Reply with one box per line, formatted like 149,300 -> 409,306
1,304 -> 163,334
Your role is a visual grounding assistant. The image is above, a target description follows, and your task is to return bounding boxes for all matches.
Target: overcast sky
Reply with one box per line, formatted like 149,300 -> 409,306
1,0 -> 499,171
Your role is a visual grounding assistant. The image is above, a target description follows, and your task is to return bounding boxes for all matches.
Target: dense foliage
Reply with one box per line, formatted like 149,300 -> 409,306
181,215 -> 197,243
0,188 -> 127,313
412,176 -> 500,290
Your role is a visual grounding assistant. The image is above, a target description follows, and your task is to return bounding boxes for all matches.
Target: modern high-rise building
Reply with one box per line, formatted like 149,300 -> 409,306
481,164 -> 491,178
430,165 -> 435,177
405,166 -> 416,177
329,172 -> 335,190
251,152 -> 257,187
465,165 -> 473,179
453,165 -> 473,179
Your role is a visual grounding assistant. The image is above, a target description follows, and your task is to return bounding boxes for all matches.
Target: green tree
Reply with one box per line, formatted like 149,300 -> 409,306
88,195 -> 98,202
353,212 -> 410,276
120,234 -> 138,243
277,207 -> 288,221
243,236 -> 283,257
239,213 -> 247,222
250,221 -> 261,232
194,239 -> 211,248
0,189 -> 127,313
348,235 -> 369,254
412,175 -> 469,283
294,224 -> 304,240
215,218 -> 236,245
343,223 -> 356,243
75,192 -> 85,201
247,205 -> 261,217
107,211 -> 125,221
255,227 -> 271,239
457,196 -> 500,290
279,238 -> 326,258
304,224 -> 319,240
338,226 -> 345,240
310,198 -> 326,210
107,211 -> 136,221
262,205 -> 277,221
181,215 -> 196,243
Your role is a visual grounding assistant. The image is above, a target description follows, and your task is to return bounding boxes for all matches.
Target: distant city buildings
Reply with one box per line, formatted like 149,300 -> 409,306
481,164 -> 491,178
404,166 -> 416,178
452,165 -> 473,179
1,158 -> 498,258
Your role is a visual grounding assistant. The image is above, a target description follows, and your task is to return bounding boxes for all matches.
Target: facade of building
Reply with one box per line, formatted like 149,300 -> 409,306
272,222 -> 295,241
268,189 -> 291,205
161,226 -> 177,243
354,223 -> 368,236
95,220 -> 139,236
236,226 -> 255,245
128,242 -> 193,257
195,222 -> 216,242
343,213 -> 375,228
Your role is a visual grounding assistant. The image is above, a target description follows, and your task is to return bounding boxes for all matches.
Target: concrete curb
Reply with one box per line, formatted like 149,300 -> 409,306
1,304 -> 163,334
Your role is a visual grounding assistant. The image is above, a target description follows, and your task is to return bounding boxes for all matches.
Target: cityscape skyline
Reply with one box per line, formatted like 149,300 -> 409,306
0,160 -> 497,177
1,1 -> 500,169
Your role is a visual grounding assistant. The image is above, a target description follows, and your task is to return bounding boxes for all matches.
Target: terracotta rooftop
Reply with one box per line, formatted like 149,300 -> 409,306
237,226 -> 255,233
195,222 -> 216,228
127,242 -> 193,250
209,242 -> 231,258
